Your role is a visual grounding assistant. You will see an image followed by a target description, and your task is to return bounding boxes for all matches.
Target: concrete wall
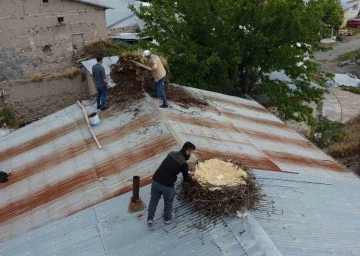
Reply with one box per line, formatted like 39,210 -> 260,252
0,0 -> 108,81
347,0 -> 360,19
0,75 -> 89,124
342,1 -> 360,27
85,70 -> 97,96
109,26 -> 138,35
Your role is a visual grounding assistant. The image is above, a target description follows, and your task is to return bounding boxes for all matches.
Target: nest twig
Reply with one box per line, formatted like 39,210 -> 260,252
177,158 -> 261,218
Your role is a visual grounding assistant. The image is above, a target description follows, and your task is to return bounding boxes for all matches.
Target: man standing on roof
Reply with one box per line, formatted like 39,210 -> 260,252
147,142 -> 198,225
143,50 -> 168,108
92,55 -> 110,111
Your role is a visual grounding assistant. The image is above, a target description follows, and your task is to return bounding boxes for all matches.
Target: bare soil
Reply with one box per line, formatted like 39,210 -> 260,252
316,38 -> 360,176
325,116 -> 360,176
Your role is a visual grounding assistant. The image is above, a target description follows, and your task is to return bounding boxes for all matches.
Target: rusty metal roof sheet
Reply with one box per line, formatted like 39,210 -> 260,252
0,86 -> 360,255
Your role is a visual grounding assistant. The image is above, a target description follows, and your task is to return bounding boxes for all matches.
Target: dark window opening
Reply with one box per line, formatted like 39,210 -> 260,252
42,45 -> 51,52
42,0 -> 49,3
57,17 -> 64,23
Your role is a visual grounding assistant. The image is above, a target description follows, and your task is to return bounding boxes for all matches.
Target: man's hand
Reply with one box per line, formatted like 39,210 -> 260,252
192,174 -> 199,182
189,172 -> 199,182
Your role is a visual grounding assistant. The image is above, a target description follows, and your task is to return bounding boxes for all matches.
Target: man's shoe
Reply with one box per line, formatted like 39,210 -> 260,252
97,106 -> 101,110
147,218 -> 153,225
101,106 -> 109,111
159,104 -> 168,108
164,212 -> 175,224
151,94 -> 158,98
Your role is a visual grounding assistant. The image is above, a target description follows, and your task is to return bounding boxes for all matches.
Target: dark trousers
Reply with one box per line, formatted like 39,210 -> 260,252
96,85 -> 108,108
148,181 -> 175,221
153,77 -> 167,105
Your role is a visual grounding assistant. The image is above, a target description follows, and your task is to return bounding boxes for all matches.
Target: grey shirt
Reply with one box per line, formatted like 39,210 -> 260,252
92,63 -> 106,87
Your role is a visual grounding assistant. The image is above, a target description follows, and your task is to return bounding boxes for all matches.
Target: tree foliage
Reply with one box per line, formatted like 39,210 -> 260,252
130,0 -> 341,125
307,0 -> 344,28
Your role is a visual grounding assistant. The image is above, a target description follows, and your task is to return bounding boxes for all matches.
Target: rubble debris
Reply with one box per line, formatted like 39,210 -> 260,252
338,60 -> 352,67
327,73 -> 360,87
177,158 -> 261,218
338,29 -> 353,36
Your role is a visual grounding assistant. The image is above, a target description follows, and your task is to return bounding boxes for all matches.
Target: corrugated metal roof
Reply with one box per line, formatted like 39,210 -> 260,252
0,86 -> 360,255
0,185 -> 249,256
101,0 -> 147,29
81,56 -> 119,87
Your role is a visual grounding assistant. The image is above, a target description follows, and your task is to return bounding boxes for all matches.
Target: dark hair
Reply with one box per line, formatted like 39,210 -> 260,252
182,142 -> 196,151
96,56 -> 103,62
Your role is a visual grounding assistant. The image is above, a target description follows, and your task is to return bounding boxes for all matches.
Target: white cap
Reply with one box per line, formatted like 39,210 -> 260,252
143,50 -> 151,57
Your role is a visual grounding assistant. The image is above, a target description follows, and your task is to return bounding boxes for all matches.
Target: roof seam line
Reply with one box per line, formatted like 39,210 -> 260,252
93,206 -> 109,255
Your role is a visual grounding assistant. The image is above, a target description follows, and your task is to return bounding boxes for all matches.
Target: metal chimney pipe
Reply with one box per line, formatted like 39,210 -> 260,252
132,176 -> 140,203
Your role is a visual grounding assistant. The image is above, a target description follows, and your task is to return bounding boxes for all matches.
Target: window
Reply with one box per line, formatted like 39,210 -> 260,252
42,45 -> 51,53
353,4 -> 359,11
42,0 -> 49,3
57,17 -> 64,23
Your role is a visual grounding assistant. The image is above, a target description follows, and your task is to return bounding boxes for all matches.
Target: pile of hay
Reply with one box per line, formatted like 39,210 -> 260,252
109,51 -> 208,109
178,158 -> 261,218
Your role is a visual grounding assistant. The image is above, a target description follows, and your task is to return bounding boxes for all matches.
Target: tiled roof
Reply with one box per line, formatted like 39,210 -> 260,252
0,86 -> 359,255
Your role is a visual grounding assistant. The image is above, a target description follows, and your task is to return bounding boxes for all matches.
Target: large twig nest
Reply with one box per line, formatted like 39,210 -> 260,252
177,158 -> 261,218
109,52 -> 208,109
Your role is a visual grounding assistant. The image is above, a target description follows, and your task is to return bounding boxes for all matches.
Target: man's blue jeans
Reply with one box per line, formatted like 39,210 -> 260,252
96,85 -> 107,108
148,181 -> 175,221
153,77 -> 167,105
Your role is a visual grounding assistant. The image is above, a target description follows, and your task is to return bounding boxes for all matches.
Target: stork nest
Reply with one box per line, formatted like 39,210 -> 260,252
109,52 -> 208,109
177,158 -> 261,218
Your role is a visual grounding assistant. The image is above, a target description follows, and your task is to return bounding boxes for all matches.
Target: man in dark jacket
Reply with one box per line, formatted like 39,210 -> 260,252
92,55 -> 109,111
147,142 -> 198,224
0,170 -> 12,183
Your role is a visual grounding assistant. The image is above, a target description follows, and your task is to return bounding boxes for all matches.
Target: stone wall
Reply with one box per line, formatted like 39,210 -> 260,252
0,0 -> 108,81
0,75 -> 89,124
108,26 -> 139,35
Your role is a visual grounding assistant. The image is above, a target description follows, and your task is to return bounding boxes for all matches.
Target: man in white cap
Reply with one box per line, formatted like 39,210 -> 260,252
143,50 -> 168,108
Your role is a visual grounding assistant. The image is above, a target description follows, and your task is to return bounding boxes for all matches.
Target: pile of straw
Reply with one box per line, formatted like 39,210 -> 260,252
178,158 -> 261,218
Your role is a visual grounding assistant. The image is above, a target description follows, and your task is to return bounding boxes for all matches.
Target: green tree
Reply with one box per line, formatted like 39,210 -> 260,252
307,0 -> 344,28
131,0 -> 332,125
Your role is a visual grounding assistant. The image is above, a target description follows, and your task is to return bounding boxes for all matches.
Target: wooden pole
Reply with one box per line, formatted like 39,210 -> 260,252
76,101 -> 102,149
131,60 -> 150,70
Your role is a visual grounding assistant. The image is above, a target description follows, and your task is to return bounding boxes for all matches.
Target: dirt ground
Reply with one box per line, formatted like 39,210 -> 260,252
325,116 -> 360,176
315,35 -> 360,77
315,38 -> 360,176
315,36 -> 360,61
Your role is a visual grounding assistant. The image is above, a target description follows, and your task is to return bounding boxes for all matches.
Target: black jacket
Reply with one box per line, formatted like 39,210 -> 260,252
152,150 -> 192,187
0,171 -> 8,183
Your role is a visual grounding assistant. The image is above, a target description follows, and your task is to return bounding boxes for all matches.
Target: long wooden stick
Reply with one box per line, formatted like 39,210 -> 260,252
131,60 -> 150,70
77,101 -> 102,149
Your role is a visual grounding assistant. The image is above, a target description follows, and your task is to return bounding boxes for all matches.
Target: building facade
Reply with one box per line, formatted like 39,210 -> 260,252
342,0 -> 360,26
0,0 -> 110,80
